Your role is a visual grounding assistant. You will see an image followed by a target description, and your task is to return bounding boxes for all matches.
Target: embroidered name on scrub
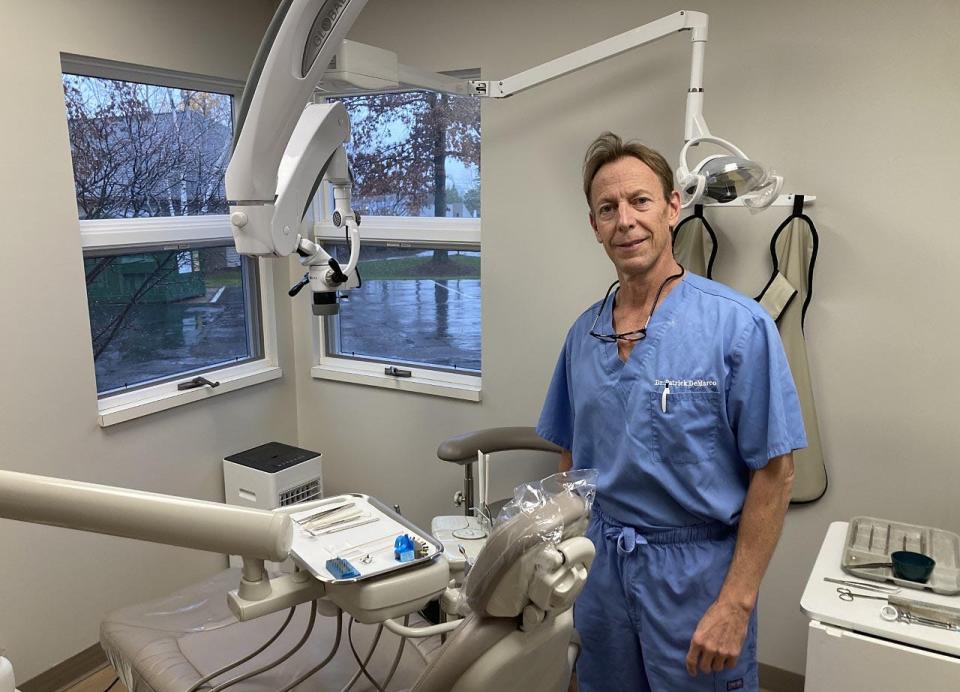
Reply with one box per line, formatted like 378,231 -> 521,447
655,378 -> 719,412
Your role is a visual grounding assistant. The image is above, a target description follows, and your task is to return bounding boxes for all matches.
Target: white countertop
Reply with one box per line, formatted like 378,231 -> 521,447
801,522 -> 960,657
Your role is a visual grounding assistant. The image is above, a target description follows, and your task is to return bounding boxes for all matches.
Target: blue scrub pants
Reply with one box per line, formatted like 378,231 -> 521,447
575,508 -> 758,692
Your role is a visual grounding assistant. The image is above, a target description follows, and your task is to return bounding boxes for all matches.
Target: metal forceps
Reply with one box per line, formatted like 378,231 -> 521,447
294,501 -> 357,526
837,587 -> 888,602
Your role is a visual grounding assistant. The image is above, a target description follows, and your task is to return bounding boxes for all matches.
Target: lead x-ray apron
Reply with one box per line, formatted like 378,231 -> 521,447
673,195 -> 827,502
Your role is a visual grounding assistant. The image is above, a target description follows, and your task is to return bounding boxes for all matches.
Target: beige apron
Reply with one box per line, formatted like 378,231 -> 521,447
674,196 -> 826,503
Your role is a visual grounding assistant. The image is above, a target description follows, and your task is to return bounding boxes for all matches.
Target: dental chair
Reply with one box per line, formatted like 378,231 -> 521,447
96,429 -> 593,692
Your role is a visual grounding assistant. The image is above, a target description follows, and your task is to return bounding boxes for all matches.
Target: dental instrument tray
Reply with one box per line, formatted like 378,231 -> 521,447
289,493 -> 443,584
841,516 -> 960,595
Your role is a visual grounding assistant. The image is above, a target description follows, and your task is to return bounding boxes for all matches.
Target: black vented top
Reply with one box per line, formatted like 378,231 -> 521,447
225,442 -> 321,474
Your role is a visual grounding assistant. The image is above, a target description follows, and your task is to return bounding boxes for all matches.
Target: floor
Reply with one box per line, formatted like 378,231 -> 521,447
65,664 -> 775,692
65,665 -> 128,692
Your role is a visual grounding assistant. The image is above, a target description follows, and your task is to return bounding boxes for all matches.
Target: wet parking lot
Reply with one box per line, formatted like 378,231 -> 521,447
94,276 -> 481,394
337,278 -> 481,371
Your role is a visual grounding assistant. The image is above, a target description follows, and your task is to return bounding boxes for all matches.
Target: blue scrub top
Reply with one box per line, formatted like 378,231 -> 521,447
537,272 -> 807,530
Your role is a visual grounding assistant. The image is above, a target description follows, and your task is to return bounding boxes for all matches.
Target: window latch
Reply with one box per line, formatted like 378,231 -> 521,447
177,376 -> 221,391
384,366 -> 412,378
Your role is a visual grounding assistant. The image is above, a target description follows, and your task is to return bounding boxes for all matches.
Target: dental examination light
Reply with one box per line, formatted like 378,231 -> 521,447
675,139 -> 783,209
464,10 -> 783,209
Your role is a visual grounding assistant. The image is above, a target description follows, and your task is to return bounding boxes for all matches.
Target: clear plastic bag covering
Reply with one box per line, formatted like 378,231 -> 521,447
100,568 -> 436,691
463,470 -> 597,617
495,469 -> 598,536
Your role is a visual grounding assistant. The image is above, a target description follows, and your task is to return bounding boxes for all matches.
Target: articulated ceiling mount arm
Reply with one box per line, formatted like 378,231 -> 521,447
225,0 -> 368,312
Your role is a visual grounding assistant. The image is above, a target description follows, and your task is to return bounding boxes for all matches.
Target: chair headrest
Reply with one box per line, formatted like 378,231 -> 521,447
462,492 -> 588,617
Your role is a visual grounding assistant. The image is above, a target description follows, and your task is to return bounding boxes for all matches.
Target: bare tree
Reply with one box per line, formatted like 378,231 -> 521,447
340,89 -> 480,264
63,76 -> 232,219
64,75 -> 234,361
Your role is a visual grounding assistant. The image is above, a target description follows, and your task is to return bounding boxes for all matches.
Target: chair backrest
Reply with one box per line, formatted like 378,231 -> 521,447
411,492 -> 593,692
464,492 -> 589,616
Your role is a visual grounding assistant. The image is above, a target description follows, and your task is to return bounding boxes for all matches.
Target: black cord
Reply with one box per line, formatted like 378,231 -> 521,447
210,601 -> 320,692
589,266 -> 685,342
276,608 -> 345,692
380,614 -> 409,690
342,616 -> 385,692
103,676 -> 119,692
185,606 -> 297,692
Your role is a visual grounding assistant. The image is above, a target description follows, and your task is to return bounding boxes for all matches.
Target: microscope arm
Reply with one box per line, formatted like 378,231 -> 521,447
226,0 -> 367,312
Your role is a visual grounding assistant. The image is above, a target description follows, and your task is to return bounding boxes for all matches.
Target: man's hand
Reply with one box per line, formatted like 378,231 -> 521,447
685,598 -> 751,676
683,454 -> 793,677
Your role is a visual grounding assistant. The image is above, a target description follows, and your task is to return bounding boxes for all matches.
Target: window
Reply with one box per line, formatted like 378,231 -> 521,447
62,56 -> 280,425
84,244 -> 262,395
312,85 -> 482,400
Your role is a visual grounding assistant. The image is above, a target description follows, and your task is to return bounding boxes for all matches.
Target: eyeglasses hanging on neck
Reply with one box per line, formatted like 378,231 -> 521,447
588,267 -> 685,343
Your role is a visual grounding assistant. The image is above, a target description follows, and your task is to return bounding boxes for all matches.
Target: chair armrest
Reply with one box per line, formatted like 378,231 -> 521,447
436,427 -> 562,464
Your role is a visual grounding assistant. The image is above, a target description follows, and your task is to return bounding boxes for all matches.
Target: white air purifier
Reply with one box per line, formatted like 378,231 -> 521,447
223,441 -> 323,567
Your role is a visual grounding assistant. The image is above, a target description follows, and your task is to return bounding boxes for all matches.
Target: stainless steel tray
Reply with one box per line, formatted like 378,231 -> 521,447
289,493 -> 444,584
842,516 -> 960,595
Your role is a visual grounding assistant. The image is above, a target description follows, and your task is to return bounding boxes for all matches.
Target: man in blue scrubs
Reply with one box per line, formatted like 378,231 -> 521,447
537,133 -> 806,691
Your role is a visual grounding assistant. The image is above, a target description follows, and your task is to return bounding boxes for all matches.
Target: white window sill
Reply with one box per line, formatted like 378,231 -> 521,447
97,361 -> 283,427
311,360 -> 481,402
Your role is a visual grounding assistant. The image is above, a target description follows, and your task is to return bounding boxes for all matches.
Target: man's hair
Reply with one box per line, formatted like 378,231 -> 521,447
582,132 -> 675,208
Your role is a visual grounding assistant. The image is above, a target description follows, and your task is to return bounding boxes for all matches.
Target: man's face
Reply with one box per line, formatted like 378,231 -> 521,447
588,156 -> 680,279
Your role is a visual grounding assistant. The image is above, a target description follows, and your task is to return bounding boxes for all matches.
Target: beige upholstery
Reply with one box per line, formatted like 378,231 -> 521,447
409,615 -> 517,692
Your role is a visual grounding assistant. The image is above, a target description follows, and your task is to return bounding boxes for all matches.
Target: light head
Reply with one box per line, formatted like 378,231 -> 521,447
675,136 -> 783,209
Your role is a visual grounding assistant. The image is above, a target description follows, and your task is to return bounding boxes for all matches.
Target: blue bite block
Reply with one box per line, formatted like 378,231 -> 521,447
394,534 -> 416,562
326,557 -> 361,579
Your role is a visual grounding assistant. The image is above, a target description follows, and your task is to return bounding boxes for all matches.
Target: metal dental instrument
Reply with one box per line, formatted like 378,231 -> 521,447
303,513 -> 366,534
880,604 -> 960,631
341,531 -> 403,554
306,516 -> 380,537
300,508 -> 365,530
900,614 -> 960,631
299,511 -> 365,531
837,587 -> 888,602
823,577 -> 900,594
294,502 -> 356,525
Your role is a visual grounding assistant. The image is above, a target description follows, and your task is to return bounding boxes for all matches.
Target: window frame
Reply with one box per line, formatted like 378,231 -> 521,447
62,55 -> 282,426
311,159 -> 482,402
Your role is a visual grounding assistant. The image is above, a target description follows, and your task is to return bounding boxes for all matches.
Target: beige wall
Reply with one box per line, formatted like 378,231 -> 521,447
0,0 -> 292,681
294,0 -> 960,677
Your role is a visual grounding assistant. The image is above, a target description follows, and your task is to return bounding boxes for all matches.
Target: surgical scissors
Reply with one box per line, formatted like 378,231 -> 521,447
823,577 -> 899,594
837,587 -> 888,602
